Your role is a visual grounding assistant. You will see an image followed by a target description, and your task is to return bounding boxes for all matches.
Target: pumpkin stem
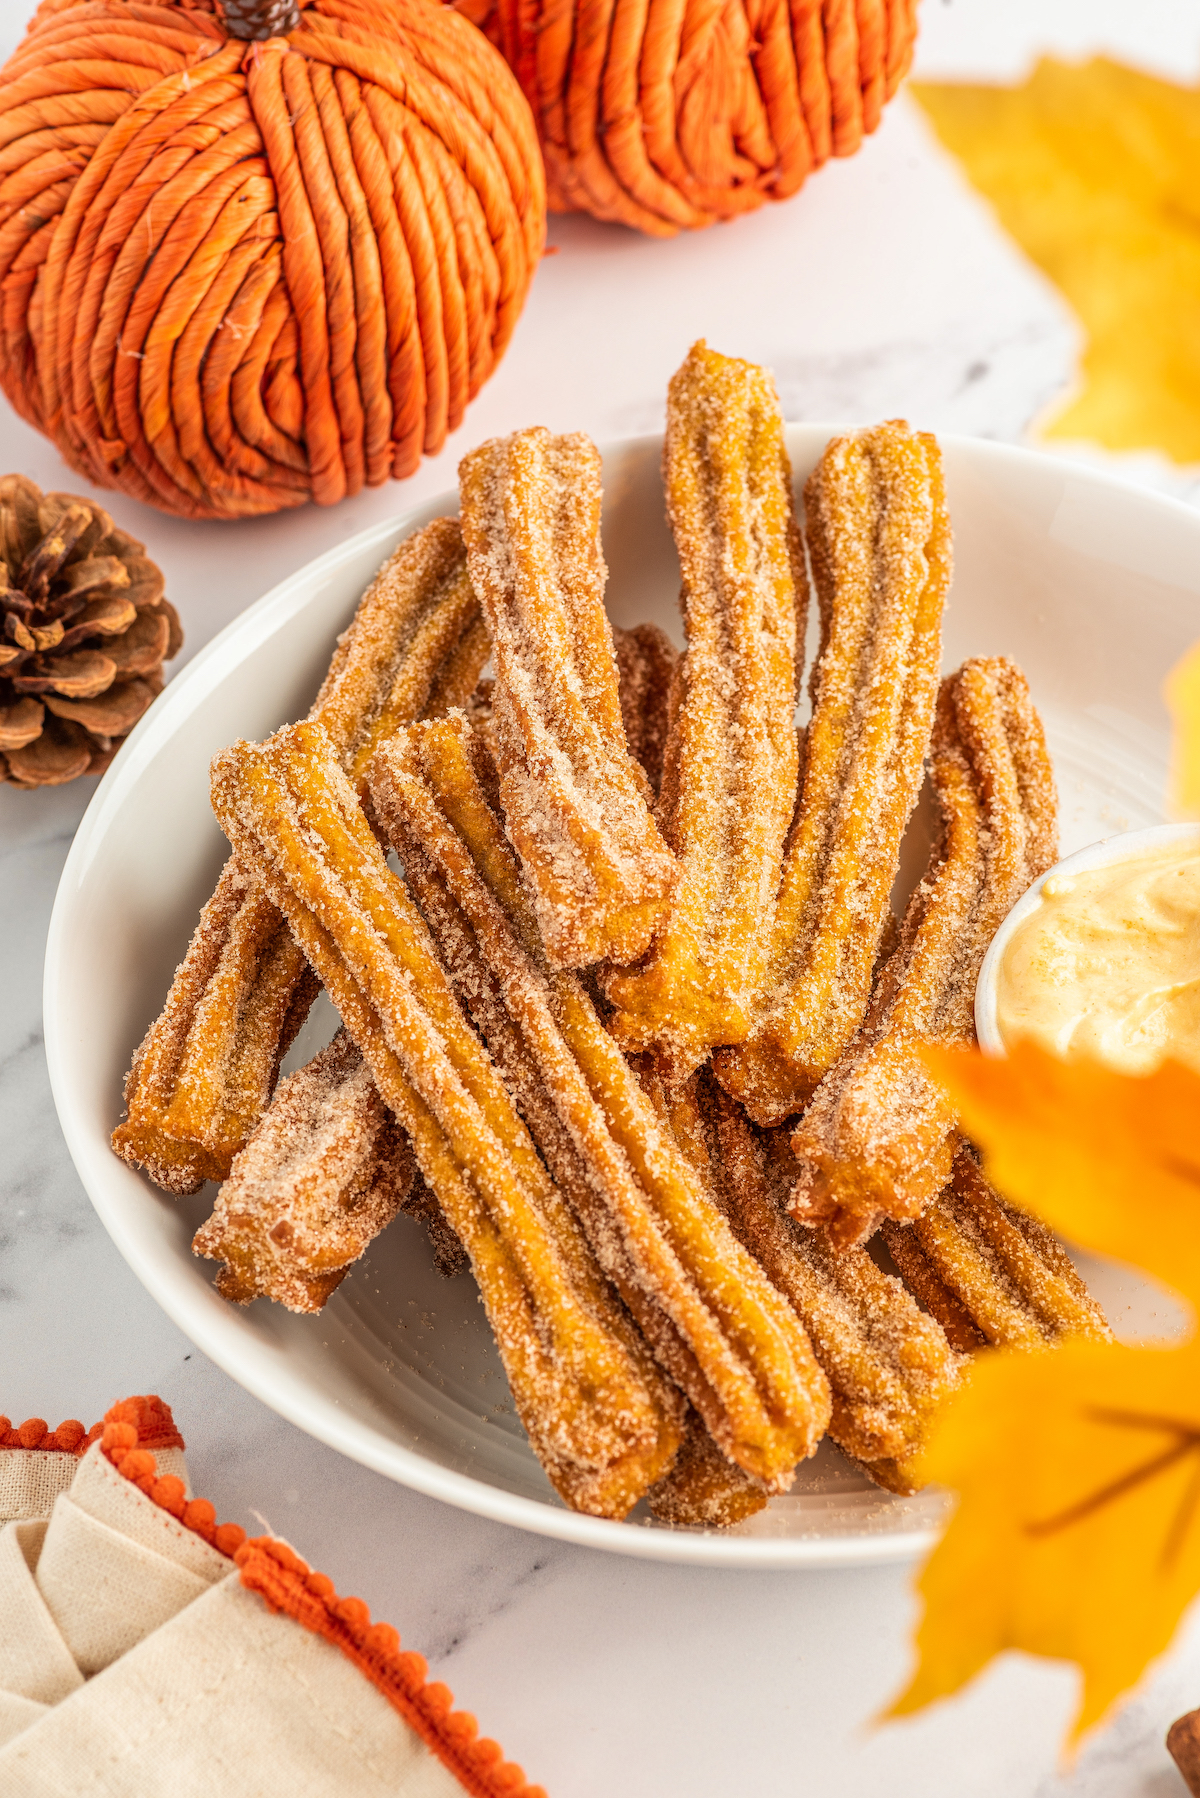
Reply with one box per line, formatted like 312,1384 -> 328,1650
219,0 -> 301,39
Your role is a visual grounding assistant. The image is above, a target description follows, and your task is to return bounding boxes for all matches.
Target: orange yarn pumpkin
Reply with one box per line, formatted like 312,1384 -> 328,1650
0,0 -> 545,519
458,0 -> 918,234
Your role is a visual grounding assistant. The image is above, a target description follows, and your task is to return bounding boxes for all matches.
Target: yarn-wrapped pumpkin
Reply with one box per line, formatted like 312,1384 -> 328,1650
457,0 -> 918,234
0,0 -> 545,520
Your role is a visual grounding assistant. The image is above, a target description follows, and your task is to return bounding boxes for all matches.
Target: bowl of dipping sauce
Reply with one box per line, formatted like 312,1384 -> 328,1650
975,822 -> 1200,1072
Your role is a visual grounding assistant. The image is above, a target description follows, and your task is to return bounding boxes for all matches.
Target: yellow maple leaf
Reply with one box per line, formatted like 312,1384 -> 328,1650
1167,640 -> 1200,818
887,1043 -> 1200,1742
892,1337 -> 1200,1739
912,60 -> 1200,463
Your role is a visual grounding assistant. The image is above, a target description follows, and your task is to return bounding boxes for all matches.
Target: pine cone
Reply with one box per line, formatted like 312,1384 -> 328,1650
0,475 -> 182,788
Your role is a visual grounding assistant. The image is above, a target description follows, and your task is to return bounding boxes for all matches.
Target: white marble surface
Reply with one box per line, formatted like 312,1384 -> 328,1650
4,3 -> 1200,1792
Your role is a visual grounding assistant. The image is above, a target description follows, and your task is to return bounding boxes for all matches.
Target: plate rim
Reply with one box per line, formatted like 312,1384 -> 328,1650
44,426 -> 1198,1569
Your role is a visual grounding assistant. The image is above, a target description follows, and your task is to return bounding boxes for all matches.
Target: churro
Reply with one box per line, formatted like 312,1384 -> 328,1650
611,621 -> 678,799
369,713 -> 831,1491
715,421 -> 950,1125
112,520 -> 485,1193
458,427 -> 677,970
645,1410 -> 769,1527
881,1148 -> 1110,1351
657,1072 -> 961,1492
790,658 -> 1058,1245
197,624 -> 676,1324
210,718 -> 682,1518
604,344 -> 803,1076
193,1030 -> 415,1313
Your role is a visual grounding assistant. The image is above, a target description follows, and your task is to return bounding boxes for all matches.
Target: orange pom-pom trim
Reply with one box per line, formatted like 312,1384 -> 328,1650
0,0 -> 545,520
236,1535 -> 547,1798
0,1416 -> 99,1452
0,1393 -> 183,1457
95,1396 -> 543,1798
457,0 -> 918,233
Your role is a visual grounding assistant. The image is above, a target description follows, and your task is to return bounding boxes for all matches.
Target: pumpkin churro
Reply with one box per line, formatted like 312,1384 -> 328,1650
715,421 -> 950,1125
196,623 -> 682,1317
881,1149 -> 1110,1352
656,1072 -> 961,1493
112,520 -> 485,1193
210,718 -> 681,1519
790,658 -> 1059,1246
458,427 -> 677,970
368,713 -> 831,1491
645,1410 -> 770,1527
193,1030 -> 415,1313
604,343 -> 803,1077
611,621 -> 678,800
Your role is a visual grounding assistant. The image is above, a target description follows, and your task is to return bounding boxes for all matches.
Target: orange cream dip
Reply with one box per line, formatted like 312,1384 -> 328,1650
995,837 -> 1200,1075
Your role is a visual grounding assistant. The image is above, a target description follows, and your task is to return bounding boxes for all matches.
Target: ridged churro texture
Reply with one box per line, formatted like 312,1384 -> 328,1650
193,1028 -> 414,1312
0,0 -> 546,519
645,1410 -> 769,1527
604,342 -> 803,1078
661,1073 -> 961,1494
611,622 -> 678,801
715,419 -> 951,1125
210,719 -> 681,1518
455,0 -> 918,236
111,519 -> 485,1194
790,657 -> 1059,1246
369,714 -> 830,1491
882,1150 -> 1111,1354
458,427 -> 678,970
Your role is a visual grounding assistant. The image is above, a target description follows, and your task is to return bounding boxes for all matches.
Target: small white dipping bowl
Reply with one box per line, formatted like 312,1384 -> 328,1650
974,820 -> 1200,1057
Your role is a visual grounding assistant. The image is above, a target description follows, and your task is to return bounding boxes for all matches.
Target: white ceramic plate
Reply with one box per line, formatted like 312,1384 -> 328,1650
44,428 -> 1199,1568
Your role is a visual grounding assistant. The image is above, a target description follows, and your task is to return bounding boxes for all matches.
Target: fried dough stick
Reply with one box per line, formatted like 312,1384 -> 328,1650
653,1071 -> 961,1495
715,422 -> 950,1125
645,1409 -> 773,1527
193,1030 -> 416,1313
369,714 -> 830,1492
612,621 -> 678,800
210,720 -> 680,1520
392,835 -> 768,1529
192,631 -> 674,1315
458,427 -> 677,970
881,1149 -> 1110,1352
112,521 -> 486,1193
791,658 -> 1059,1246
604,343 -> 803,1076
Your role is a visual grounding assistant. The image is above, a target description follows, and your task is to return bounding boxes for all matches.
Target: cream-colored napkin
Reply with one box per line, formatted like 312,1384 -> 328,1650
0,1403 -> 542,1798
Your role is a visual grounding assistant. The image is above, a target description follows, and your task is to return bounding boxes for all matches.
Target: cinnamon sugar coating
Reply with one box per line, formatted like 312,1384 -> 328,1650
645,1409 -> 769,1527
790,657 -> 1059,1246
193,1029 -> 415,1312
458,427 -> 677,970
211,719 -> 680,1520
112,520 -> 485,1194
882,1149 -> 1110,1352
656,1072 -> 961,1493
715,421 -> 950,1125
604,343 -> 803,1077
611,621 -> 678,800
368,713 -> 829,1491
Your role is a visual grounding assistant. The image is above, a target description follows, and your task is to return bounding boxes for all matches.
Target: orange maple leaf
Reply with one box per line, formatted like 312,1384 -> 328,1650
887,1042 -> 1200,1743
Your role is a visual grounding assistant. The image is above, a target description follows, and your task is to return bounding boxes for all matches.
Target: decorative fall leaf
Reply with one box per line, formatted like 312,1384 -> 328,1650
912,59 -> 1200,463
1167,640 -> 1200,818
921,1041 -> 1200,1309
890,1337 -> 1200,1740
886,1042 -> 1200,1743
